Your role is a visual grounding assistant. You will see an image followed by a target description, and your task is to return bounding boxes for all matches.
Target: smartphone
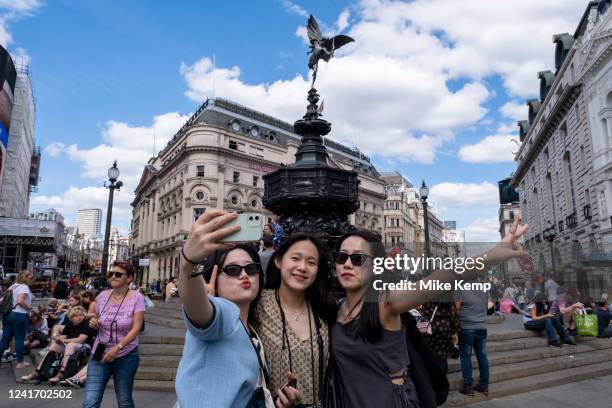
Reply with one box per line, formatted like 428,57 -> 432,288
218,212 -> 264,242
282,378 -> 298,390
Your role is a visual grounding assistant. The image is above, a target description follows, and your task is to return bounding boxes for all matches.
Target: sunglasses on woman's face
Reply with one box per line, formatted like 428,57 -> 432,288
335,252 -> 371,266
108,271 -> 128,278
222,263 -> 261,278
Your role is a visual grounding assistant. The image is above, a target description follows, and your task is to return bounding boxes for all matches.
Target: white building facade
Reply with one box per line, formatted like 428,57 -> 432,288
0,62 -> 37,218
512,1 -> 612,298
76,208 -> 102,238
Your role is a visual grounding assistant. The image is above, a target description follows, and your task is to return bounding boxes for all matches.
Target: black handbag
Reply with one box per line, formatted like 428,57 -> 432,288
321,352 -> 344,408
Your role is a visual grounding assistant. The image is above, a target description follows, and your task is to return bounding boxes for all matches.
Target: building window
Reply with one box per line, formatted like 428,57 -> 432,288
193,208 -> 205,221
196,165 -> 205,177
195,191 -> 205,201
580,145 -> 585,169
229,140 -> 238,150
231,195 -> 239,205
250,146 -> 264,157
544,148 -> 549,166
251,199 -> 257,208
253,176 -> 259,187
600,191 -> 608,218
233,171 -> 240,183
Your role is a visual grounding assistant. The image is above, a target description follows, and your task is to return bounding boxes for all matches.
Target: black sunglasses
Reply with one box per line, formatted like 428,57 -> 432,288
222,263 -> 261,277
108,272 -> 128,278
335,252 -> 371,266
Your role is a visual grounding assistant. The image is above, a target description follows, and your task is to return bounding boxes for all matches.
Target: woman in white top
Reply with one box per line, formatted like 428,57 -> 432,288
0,270 -> 34,368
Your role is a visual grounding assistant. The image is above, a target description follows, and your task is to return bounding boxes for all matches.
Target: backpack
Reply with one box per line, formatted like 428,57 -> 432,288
401,313 -> 450,407
38,351 -> 62,381
63,347 -> 90,379
0,288 -> 14,316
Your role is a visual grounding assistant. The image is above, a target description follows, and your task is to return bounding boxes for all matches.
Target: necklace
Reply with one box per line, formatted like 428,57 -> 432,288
111,288 -> 129,299
283,304 -> 307,321
342,296 -> 364,322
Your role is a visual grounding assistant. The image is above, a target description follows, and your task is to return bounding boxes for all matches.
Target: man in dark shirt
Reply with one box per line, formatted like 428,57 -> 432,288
596,302 -> 612,338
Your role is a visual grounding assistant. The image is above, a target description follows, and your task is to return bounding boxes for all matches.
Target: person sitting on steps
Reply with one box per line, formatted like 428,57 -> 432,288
523,293 -> 576,348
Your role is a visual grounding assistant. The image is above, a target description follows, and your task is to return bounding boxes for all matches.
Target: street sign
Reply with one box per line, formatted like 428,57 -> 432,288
139,258 -> 150,267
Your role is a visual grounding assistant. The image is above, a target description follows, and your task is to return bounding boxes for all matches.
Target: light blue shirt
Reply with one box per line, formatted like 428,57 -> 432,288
175,297 -> 259,408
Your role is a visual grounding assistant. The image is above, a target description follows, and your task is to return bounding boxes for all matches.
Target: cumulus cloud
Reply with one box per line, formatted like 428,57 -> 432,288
429,182 -> 499,209
463,216 -> 501,242
500,101 -> 527,122
33,112 -> 189,227
31,186 -> 133,230
458,135 -> 516,163
44,142 -> 66,158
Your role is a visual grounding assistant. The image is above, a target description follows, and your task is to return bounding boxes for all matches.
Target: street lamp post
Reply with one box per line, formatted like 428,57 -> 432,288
543,221 -> 557,281
420,181 -> 431,274
101,161 -> 123,279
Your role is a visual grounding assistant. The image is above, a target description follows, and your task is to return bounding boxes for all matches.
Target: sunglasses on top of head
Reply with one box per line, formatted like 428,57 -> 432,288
108,271 -> 128,278
221,263 -> 261,278
334,252 -> 371,266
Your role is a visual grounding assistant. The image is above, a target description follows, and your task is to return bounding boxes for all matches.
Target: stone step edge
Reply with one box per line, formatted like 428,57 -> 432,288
442,359 -> 612,406
446,347 -> 612,391
446,338 -> 611,373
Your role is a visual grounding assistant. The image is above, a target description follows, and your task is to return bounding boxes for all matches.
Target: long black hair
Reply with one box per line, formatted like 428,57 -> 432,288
265,233 -> 338,325
202,243 -> 264,323
336,229 -> 390,343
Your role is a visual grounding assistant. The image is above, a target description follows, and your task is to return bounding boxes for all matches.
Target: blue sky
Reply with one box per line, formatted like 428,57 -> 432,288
1,0 -> 588,240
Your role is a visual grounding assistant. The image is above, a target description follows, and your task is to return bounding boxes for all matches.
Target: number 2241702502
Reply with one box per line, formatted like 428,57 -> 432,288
9,389 -> 73,399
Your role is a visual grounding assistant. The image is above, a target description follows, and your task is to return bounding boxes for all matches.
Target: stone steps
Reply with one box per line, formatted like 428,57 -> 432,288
145,314 -> 185,330
447,336 -> 607,373
443,359 -> 612,406
447,342 -> 612,391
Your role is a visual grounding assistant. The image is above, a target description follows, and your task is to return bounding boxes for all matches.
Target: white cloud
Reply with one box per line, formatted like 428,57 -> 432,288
496,122 -> 517,134
463,216 -> 501,242
0,0 -> 41,47
34,112 -> 190,228
500,101 -> 527,122
336,9 -> 350,32
429,182 -> 499,208
458,135 -> 516,163
44,142 -> 65,158
31,186 -> 133,229
281,0 -> 309,18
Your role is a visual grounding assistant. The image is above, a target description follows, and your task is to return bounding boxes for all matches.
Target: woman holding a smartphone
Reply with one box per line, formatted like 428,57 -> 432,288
329,218 -> 528,408
176,209 -> 298,408
82,261 -> 145,408
254,233 -> 337,407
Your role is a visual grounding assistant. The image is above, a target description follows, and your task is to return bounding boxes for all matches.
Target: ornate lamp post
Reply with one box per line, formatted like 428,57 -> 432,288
420,181 -> 431,273
101,161 -> 123,278
543,221 -> 557,281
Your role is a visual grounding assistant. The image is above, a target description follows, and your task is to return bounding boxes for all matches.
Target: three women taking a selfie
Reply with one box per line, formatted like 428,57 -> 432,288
177,209 -> 528,408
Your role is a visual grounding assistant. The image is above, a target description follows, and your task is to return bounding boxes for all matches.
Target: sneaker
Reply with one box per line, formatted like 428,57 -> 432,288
1,352 -> 16,363
563,339 -> 577,346
459,385 -> 475,396
473,384 -> 489,396
64,378 -> 83,388
20,372 -> 40,383
549,341 -> 562,348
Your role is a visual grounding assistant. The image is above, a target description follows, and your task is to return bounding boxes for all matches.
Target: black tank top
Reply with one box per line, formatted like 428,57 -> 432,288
331,320 -> 420,408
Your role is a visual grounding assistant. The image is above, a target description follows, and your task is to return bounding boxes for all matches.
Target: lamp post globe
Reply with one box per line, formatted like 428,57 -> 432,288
108,160 -> 120,182
419,181 -> 429,200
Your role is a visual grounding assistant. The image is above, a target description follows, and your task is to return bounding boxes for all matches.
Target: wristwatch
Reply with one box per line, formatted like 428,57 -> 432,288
116,343 -> 124,350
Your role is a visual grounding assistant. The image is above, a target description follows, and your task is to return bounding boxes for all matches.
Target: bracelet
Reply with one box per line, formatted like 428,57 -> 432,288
181,247 -> 201,266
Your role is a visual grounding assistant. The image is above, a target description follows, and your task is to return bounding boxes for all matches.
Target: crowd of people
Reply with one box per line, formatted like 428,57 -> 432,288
3,211 -> 612,407
0,261 -> 145,408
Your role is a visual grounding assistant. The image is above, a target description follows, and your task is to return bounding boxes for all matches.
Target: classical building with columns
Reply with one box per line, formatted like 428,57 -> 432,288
130,98 -> 385,282
512,1 -> 612,298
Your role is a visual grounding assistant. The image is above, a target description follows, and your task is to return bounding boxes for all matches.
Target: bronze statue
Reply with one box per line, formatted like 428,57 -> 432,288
307,15 -> 354,88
